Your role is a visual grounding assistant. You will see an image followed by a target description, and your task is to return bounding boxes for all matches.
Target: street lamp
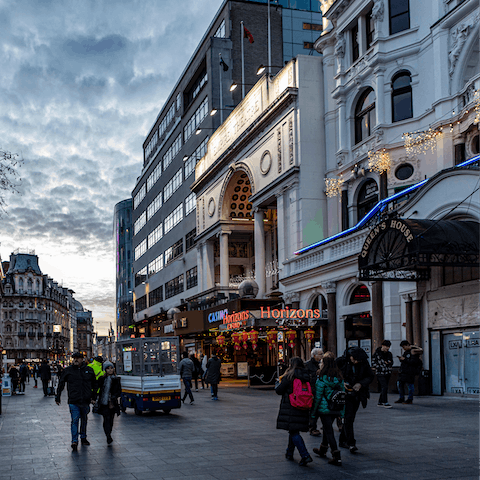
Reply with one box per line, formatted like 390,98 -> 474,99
195,127 -> 215,135
210,106 -> 235,117
230,81 -> 254,92
256,64 -> 284,75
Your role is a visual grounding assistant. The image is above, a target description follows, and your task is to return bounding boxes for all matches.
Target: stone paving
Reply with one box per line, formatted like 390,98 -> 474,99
0,379 -> 478,480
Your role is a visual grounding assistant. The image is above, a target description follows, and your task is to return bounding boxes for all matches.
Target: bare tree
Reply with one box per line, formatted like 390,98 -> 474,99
0,149 -> 23,215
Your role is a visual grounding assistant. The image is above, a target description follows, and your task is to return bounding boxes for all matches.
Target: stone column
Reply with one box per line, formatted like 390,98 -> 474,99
254,208 -> 266,298
371,281 -> 384,352
338,100 -> 346,151
203,240 -> 215,290
219,230 -> 230,287
375,66 -> 385,126
324,282 -> 337,357
196,245 -> 204,292
412,295 -> 422,347
276,190 -> 286,269
404,295 -> 413,343
341,185 -> 349,230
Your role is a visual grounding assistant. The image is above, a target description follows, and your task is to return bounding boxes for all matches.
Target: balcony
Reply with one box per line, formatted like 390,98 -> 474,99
18,332 -> 26,338
46,333 -> 52,338
28,332 -> 36,338
283,229 -> 368,279
38,332 -> 43,338
185,286 -> 240,310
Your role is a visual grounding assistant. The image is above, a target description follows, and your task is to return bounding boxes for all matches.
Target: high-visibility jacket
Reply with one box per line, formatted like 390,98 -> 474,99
87,360 -> 105,381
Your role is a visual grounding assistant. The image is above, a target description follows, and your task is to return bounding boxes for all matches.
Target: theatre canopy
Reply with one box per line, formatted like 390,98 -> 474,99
358,218 -> 479,281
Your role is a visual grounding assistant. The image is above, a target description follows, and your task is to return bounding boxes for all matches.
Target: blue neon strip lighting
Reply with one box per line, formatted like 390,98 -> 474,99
294,154 -> 480,256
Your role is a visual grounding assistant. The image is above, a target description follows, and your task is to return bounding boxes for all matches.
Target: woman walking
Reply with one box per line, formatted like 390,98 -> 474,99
311,352 -> 345,466
275,357 -> 313,466
97,361 -> 121,444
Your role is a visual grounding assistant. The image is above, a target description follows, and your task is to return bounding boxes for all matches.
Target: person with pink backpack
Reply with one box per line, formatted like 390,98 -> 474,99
275,357 -> 313,466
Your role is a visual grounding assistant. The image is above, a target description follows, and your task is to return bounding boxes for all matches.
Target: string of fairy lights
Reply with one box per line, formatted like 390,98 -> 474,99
324,88 -> 480,198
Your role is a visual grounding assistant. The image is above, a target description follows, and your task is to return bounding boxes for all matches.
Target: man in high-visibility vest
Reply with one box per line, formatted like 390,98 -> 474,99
88,356 -> 105,385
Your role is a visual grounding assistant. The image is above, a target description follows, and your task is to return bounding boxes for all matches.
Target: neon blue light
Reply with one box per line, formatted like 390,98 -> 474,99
294,155 -> 479,256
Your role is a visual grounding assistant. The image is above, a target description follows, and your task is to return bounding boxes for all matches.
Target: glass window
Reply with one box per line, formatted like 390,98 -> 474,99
185,229 -> 196,251
164,169 -> 183,202
395,163 -> 414,180
184,97 -> 209,142
357,179 -> 378,221
163,134 -> 182,171
355,88 -> 376,144
366,9 -> 374,49
165,274 -> 184,299
185,192 -> 196,216
214,19 -> 226,38
389,0 -> 410,35
149,286 -> 163,306
133,211 -> 147,236
351,23 -> 359,63
165,239 -> 183,265
303,22 -> 322,31
186,266 -> 198,289
350,285 -> 371,304
133,184 -> 146,210
392,71 -> 412,122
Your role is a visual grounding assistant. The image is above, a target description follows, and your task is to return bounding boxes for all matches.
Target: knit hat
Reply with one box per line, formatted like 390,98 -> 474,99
103,361 -> 114,370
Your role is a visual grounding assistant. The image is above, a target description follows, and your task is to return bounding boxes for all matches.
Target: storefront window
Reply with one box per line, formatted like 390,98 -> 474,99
349,285 -> 370,304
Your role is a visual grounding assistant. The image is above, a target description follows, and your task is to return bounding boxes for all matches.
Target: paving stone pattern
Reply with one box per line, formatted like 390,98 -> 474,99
0,381 -> 478,480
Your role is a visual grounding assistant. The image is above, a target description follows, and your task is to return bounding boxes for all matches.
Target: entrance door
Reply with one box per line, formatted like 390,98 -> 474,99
443,331 -> 479,395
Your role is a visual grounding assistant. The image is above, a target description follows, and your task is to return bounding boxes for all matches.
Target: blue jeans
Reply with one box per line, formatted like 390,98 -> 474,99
287,431 -> 309,458
397,381 -> 415,400
182,377 -> 194,402
69,404 -> 90,443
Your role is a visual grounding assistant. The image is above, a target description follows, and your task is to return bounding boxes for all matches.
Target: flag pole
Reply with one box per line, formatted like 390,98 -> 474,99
241,21 -> 245,99
219,53 -> 224,124
268,0 -> 271,75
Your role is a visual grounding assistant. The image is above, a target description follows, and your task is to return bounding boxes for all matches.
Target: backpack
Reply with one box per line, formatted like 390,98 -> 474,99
289,378 -> 313,410
327,383 -> 346,411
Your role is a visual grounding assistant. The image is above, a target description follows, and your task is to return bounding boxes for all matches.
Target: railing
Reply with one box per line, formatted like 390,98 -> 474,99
185,286 -> 240,310
283,229 -> 368,278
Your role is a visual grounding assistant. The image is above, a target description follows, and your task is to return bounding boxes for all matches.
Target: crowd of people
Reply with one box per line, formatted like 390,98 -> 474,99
275,340 -> 423,468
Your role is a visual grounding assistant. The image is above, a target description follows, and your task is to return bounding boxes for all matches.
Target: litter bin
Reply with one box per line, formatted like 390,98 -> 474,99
418,369 -> 431,396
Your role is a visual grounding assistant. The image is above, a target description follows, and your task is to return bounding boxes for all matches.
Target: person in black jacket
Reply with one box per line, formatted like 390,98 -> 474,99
205,353 -> 222,400
39,359 -> 51,396
55,352 -> 97,451
8,365 -> 19,395
336,346 -> 374,453
275,357 -> 313,466
395,340 -> 423,405
372,340 -> 393,408
96,361 -> 121,444
304,347 -> 323,436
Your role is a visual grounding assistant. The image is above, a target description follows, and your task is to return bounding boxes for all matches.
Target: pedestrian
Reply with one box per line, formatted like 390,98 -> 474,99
372,340 -> 393,408
88,356 -> 105,383
39,359 -> 52,396
55,352 -> 97,451
336,346 -> 374,453
201,354 -> 208,389
205,352 -> 221,400
311,352 -> 344,466
190,354 -> 202,392
33,363 -> 39,388
9,365 -> 19,395
304,347 -> 323,436
26,364 -> 31,383
96,361 -> 121,444
275,357 -> 313,466
395,340 -> 423,405
18,362 -> 28,393
178,352 -> 195,404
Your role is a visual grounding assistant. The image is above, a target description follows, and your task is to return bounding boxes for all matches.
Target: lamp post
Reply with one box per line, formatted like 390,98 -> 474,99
256,64 -> 284,76
229,82 -> 254,92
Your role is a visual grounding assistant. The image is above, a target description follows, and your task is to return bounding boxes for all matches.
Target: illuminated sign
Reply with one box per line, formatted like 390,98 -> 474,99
208,308 -> 229,324
260,307 -> 321,319
164,324 -> 174,334
53,325 -> 61,333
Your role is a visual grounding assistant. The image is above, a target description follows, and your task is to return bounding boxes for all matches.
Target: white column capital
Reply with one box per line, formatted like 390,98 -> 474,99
322,281 -> 337,294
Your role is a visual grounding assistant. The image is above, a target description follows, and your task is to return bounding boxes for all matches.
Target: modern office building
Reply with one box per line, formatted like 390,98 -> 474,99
114,199 -> 134,340
132,0 -> 323,327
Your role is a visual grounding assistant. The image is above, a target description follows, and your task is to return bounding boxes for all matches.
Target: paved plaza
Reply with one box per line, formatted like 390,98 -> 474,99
0,380 -> 477,480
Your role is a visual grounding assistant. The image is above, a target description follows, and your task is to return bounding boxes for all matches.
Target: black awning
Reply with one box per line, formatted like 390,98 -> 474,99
358,219 -> 479,281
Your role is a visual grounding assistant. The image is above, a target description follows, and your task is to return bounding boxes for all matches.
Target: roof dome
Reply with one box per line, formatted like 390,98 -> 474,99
167,307 -> 181,320
238,279 -> 259,298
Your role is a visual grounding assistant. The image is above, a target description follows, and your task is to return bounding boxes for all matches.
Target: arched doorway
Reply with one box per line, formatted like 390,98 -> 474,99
345,284 -> 372,360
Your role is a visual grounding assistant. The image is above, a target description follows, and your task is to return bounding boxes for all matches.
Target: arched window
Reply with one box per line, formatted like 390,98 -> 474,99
311,294 -> 327,316
349,285 -> 371,304
392,71 -> 412,122
27,278 -> 33,294
19,278 -> 24,292
355,88 -> 376,144
357,179 -> 379,221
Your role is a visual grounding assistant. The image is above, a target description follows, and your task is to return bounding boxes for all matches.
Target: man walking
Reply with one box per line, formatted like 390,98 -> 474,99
395,340 -> 423,405
372,340 -> 393,408
336,346 -> 374,453
55,352 -> 97,451
39,359 -> 51,396
305,347 -> 323,436
178,352 -> 195,404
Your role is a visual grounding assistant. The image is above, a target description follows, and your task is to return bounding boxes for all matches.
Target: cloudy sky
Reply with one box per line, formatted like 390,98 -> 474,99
0,0 -> 223,335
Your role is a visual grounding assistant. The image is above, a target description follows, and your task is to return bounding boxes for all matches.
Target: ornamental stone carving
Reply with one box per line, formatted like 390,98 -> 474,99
260,150 -> 272,175
284,292 -> 300,304
277,128 -> 282,174
372,0 -> 384,22
288,118 -> 294,165
322,281 -> 337,294
207,197 -> 216,217
448,14 -> 479,78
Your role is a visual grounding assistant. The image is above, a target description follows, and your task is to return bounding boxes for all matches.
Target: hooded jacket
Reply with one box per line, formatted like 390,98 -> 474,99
56,362 -> 97,405
312,375 -> 345,417
275,368 -> 311,432
336,347 -> 374,408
